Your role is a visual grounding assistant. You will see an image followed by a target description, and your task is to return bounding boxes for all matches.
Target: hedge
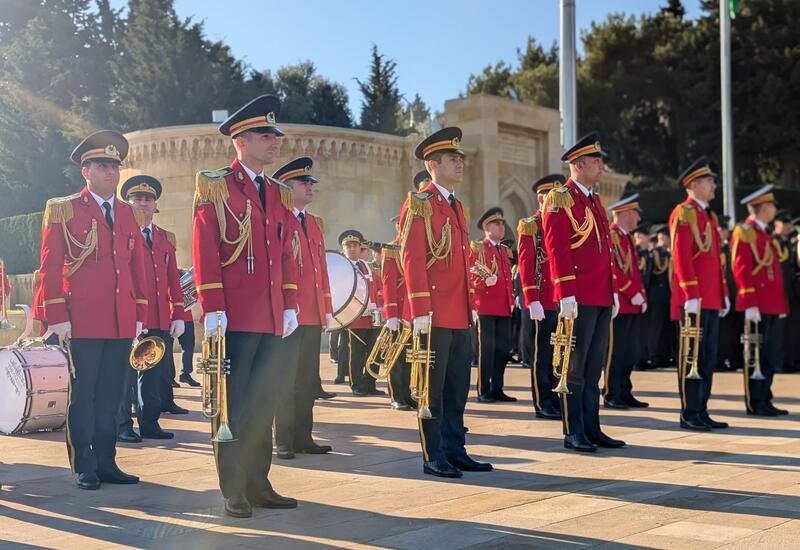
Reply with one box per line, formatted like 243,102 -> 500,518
0,211 -> 43,274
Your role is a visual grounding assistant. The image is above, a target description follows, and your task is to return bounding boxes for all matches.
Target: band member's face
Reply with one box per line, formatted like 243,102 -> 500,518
573,156 -> 604,186
634,233 -> 648,248
658,233 -> 670,248
536,191 -> 547,209
359,247 -> 371,260
128,194 -> 157,219
288,178 -> 315,208
82,161 -> 120,197
429,152 -> 464,185
775,220 -> 792,235
238,131 -> 282,165
343,242 -> 360,260
690,176 -> 716,202
484,219 -> 505,241
617,209 -> 640,232
757,202 -> 776,223
394,221 -> 401,233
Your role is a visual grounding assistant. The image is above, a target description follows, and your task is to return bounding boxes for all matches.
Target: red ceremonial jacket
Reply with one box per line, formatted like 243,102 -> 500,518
517,213 -> 556,311
668,197 -> 727,319
382,240 -> 411,322
350,259 -> 382,329
731,217 -> 788,315
141,224 -> 183,331
39,186 -> 148,338
192,159 -> 298,334
542,179 -> 616,307
470,238 -> 513,317
285,210 -> 333,326
610,223 -> 647,315
400,182 -> 476,329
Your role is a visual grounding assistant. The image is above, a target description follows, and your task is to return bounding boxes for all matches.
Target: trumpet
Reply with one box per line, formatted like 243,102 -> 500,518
129,333 -> 167,371
407,313 -> 434,419
470,261 -> 494,279
679,309 -> 703,380
179,267 -> 197,310
741,319 -> 765,380
195,312 -> 234,442
550,315 -> 575,394
366,320 -> 412,380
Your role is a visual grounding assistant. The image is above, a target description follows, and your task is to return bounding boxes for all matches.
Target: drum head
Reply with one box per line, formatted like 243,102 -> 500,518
326,250 -> 369,329
0,349 -> 28,434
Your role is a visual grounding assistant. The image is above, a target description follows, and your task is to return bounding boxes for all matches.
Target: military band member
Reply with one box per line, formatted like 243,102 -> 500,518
773,210 -> 800,372
400,127 -> 492,477
732,186 -> 789,416
39,130 -> 148,489
176,290 -> 200,387
471,207 -> 515,402
646,226 -> 675,367
121,175 -> 186,439
542,132 -> 625,452
669,156 -> 730,431
272,157 -> 335,459
193,95 -> 300,517
518,174 -> 565,420
603,195 -> 649,409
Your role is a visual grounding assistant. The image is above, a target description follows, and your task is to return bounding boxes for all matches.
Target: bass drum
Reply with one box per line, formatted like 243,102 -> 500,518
0,346 -> 69,435
326,250 -> 369,330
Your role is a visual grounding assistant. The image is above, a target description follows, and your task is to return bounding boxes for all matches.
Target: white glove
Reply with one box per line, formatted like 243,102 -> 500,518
684,298 -> 701,315
515,295 -> 522,309
745,307 -> 761,323
720,296 -> 731,318
779,313 -> 788,319
528,301 -> 545,321
471,309 -> 479,324
641,301 -> 648,314
485,275 -> 498,287
413,315 -> 430,335
282,309 -> 299,338
324,313 -> 334,331
169,320 -> 185,339
50,321 -> 72,341
204,311 -> 228,337
135,321 -> 145,339
386,317 -> 400,332
559,296 -> 578,319
631,292 -> 645,306
611,293 -> 620,319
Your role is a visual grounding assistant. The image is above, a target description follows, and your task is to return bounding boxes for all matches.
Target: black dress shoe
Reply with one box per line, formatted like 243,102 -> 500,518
423,459 -> 462,478
296,441 -> 332,454
76,472 -> 101,490
564,433 -> 596,452
493,392 -> 518,402
604,398 -> 629,409
766,404 -> 789,415
249,485 -> 298,509
702,414 -> 729,428
449,455 -> 493,472
366,388 -> 386,396
179,373 -> 201,387
588,431 -> 626,448
535,406 -> 562,420
97,464 -> 139,484
224,495 -> 252,517
333,376 -> 345,384
622,396 -> 649,408
477,394 -> 496,403
316,390 -> 337,400
351,389 -> 368,397
117,428 -> 142,443
680,417 -> 711,431
390,401 -> 412,411
747,406 -> 778,417
171,380 -> 180,388
276,445 -> 295,459
140,427 -> 174,439
163,403 -> 188,415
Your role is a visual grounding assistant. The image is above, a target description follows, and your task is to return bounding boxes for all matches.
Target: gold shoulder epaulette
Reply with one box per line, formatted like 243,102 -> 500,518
517,216 -> 537,237
676,203 -> 697,226
381,244 -> 400,259
372,265 -> 382,277
277,181 -> 294,211
164,229 -> 177,248
470,240 -> 484,254
610,230 -> 621,247
309,213 -> 324,233
407,191 -> 433,219
193,168 -> 231,209
544,185 -> 573,212
733,223 -> 755,245
42,193 -> 80,227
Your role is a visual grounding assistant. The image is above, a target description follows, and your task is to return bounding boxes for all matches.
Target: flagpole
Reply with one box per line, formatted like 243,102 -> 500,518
559,0 -> 577,149
720,0 -> 735,222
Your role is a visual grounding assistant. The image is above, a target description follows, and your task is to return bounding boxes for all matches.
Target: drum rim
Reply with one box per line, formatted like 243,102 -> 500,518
326,250 -> 370,329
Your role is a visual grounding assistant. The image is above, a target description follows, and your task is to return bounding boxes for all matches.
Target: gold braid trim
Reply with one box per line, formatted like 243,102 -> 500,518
731,223 -> 754,267
42,194 -> 79,227
653,249 -> 669,275
278,181 -> 294,211
544,186 -> 574,212
399,192 -> 451,269
774,238 -> 789,263
381,245 -> 400,259
470,240 -> 483,255
310,213 -> 324,233
164,229 -> 177,249
517,216 -> 537,237
130,206 -> 145,228
193,168 -> 232,210
610,230 -> 620,248
292,230 -> 303,273
44,195 -> 97,278
734,224 -> 773,276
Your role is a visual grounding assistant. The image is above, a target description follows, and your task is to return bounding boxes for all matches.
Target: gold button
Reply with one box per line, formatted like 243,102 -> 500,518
113,250 -> 117,255
116,289 -> 119,293
269,260 -> 273,266
267,240 -> 270,245
116,269 -> 120,274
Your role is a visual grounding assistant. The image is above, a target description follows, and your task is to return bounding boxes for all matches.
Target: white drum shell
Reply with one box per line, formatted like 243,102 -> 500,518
325,251 -> 370,330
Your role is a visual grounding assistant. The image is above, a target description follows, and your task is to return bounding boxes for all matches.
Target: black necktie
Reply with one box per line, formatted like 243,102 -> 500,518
448,194 -> 456,211
495,243 -> 500,252
254,175 -> 266,210
102,201 -> 113,229
298,211 -> 307,234
706,206 -> 712,216
143,227 -> 152,249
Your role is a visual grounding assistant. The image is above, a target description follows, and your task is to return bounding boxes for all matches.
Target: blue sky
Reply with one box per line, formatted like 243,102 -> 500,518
112,0 -> 704,118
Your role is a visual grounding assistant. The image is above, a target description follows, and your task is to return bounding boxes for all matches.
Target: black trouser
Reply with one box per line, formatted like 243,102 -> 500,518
677,309 -> 720,422
744,314 -> 780,412
559,306 -> 611,438
603,314 -> 641,402
532,310 -> 560,412
476,314 -> 511,397
66,338 -> 130,474
417,327 -> 471,462
717,307 -> 743,369
520,313 -> 534,367
329,330 -> 340,363
389,354 -> 413,407
159,335 -> 175,410
646,301 -> 674,366
509,307 -> 521,358
344,328 -> 378,392
116,361 -> 137,433
136,329 -> 169,432
213,331 -> 299,499
178,320 -> 195,375
275,325 -> 322,450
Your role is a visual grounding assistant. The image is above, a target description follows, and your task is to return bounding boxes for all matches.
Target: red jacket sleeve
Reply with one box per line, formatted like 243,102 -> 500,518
381,252 -> 400,319
166,241 -> 183,321
732,226 -> 757,310
671,210 -> 701,301
192,200 -> 226,314
39,215 -> 69,325
280,208 -> 299,311
130,224 -> 148,324
543,208 -> 577,301
517,233 -> 539,307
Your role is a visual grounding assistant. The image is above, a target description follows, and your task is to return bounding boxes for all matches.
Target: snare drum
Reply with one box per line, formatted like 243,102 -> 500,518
326,251 -> 370,330
0,346 -> 69,435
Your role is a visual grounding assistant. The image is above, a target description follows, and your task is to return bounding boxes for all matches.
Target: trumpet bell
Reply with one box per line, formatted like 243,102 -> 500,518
130,335 -> 167,371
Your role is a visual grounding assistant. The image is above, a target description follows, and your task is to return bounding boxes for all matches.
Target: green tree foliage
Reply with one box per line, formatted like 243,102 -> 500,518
357,45 -> 404,134
0,212 -> 43,274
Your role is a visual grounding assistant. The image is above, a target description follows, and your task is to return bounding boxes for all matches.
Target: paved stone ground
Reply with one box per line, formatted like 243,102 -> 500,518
1,357 -> 799,549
